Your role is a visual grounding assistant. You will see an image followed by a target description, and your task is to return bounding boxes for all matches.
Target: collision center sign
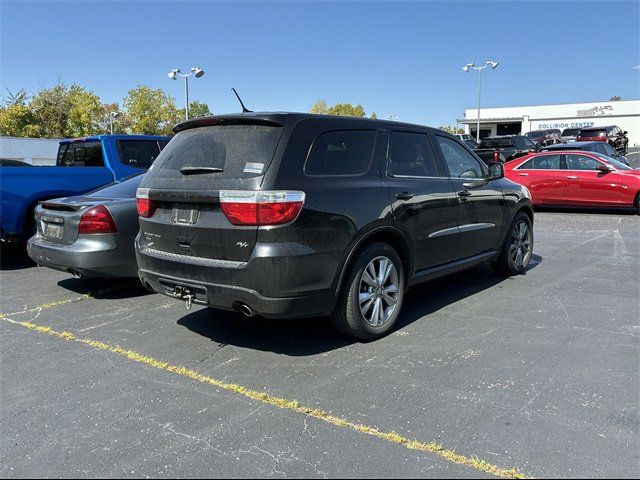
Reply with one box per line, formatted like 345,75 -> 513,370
533,119 -> 596,130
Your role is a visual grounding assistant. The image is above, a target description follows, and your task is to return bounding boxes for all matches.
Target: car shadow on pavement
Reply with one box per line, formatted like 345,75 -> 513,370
57,276 -> 152,299
0,245 -> 36,271
535,206 -> 638,216
177,255 -> 542,356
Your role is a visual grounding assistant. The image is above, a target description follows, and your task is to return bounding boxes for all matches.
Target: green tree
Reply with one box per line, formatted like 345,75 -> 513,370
310,99 -> 329,114
27,83 -> 107,138
438,125 -> 464,134
123,86 -> 180,135
67,86 -> 105,136
0,104 -> 40,137
29,83 -> 72,138
309,100 -> 372,118
188,100 -> 211,119
610,96 -> 623,101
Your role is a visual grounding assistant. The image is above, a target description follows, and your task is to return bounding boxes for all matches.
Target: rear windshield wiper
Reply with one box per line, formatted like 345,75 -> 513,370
179,166 -> 223,175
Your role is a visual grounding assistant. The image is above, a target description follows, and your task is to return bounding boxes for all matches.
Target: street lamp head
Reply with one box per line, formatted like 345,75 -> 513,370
110,111 -> 121,119
192,67 -> 205,78
487,60 -> 499,70
463,63 -> 474,72
168,68 -> 180,80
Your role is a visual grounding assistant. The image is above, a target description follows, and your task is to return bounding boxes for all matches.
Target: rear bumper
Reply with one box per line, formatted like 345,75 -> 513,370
27,233 -> 138,278
135,235 -> 340,319
138,269 -> 334,319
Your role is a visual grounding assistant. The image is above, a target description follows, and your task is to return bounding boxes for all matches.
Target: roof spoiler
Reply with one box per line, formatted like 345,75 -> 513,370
173,116 -> 284,134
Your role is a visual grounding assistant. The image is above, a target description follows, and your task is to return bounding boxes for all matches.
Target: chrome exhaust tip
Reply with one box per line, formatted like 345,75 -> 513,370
240,304 -> 255,318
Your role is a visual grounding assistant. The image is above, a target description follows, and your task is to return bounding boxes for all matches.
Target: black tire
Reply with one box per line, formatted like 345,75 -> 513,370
636,193 -> 640,216
492,212 -> 534,276
331,243 -> 405,341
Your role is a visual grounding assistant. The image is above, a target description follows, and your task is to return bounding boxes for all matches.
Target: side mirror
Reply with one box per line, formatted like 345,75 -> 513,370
623,131 -> 628,135
597,164 -> 613,173
488,162 -> 504,180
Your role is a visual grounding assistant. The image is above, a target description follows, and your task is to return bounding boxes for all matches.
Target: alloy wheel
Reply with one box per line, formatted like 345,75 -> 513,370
509,220 -> 532,269
358,256 -> 400,327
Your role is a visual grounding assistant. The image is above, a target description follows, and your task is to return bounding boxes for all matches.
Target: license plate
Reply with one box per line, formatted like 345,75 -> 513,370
44,223 -> 63,239
171,206 -> 199,225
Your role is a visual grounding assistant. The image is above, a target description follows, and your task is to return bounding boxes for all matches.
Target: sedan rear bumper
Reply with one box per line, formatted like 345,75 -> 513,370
27,233 -> 138,278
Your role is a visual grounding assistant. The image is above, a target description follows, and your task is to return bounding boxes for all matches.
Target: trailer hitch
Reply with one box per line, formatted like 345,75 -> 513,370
173,286 -> 195,310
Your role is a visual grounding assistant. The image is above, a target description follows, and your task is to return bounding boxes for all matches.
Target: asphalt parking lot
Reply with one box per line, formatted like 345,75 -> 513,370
1,211 -> 639,478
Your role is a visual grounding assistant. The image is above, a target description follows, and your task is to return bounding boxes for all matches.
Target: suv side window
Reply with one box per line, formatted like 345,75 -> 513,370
387,131 -> 441,177
117,140 -> 165,169
56,142 -> 104,167
518,154 -> 561,170
433,135 -> 485,179
305,130 -> 376,176
566,154 -> 601,170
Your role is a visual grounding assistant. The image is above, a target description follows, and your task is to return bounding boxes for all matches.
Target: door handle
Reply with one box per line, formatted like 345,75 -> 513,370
566,176 -> 579,180
458,190 -> 472,199
396,192 -> 414,201
518,173 -> 529,177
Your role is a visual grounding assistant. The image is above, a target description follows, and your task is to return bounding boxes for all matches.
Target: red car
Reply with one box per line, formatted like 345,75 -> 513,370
504,151 -> 640,211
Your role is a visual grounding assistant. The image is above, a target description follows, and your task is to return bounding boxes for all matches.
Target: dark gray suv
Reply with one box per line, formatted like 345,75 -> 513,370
136,113 -> 534,340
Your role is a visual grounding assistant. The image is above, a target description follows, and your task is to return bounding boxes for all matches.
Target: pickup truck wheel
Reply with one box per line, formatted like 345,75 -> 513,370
493,212 -> 533,276
331,243 -> 405,341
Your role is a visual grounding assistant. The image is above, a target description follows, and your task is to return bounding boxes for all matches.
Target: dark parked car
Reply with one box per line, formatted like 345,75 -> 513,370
525,129 -> 561,147
576,126 -> 629,154
474,135 -> 537,164
28,174 -> 145,278
540,141 -> 630,166
135,113 -> 534,340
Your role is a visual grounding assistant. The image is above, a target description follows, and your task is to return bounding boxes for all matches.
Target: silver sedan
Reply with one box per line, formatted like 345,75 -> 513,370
27,175 -> 144,278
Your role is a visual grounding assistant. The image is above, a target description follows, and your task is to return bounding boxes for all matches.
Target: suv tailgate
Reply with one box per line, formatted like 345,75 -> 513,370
138,122 -> 284,263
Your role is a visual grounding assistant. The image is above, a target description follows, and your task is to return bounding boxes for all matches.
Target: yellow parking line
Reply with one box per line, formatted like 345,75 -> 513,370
1,314 -> 527,479
0,284 -> 133,319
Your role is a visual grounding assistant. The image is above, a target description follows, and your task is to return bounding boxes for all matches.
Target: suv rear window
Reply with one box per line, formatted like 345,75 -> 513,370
305,130 -> 375,176
479,138 -> 515,148
117,140 -> 168,169
579,129 -> 606,136
57,141 -> 104,167
153,125 -> 282,177
525,131 -> 544,139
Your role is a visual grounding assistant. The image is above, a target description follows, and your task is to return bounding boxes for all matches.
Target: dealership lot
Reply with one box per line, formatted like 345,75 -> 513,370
1,211 -> 639,478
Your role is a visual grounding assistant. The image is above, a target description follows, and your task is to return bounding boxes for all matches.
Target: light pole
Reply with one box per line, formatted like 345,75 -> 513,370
168,67 -> 205,121
109,111 -> 120,135
463,60 -> 499,142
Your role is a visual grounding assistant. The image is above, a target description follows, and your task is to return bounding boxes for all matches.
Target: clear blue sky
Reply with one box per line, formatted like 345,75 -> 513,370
1,1 -> 638,126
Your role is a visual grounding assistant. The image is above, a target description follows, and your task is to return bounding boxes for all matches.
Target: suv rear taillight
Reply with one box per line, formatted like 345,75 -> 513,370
136,188 -> 157,218
78,205 -> 118,234
493,149 -> 500,162
220,190 -> 305,226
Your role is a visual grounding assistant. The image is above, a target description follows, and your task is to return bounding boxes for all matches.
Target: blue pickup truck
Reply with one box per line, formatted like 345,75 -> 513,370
1,134 -> 170,243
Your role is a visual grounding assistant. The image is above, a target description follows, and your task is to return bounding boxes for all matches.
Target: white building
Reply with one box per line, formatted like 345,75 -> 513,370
0,136 -> 60,165
459,99 -> 640,146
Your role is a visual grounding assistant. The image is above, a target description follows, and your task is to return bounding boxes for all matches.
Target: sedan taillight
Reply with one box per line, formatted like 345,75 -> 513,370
493,149 -> 500,162
220,190 -> 305,226
136,188 -> 157,218
78,205 -> 118,234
